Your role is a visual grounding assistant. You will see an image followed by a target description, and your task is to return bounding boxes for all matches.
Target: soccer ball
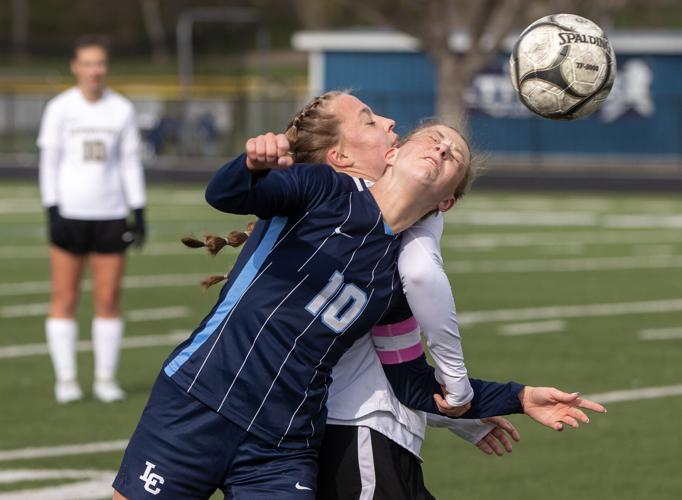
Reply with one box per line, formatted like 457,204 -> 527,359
509,13 -> 617,120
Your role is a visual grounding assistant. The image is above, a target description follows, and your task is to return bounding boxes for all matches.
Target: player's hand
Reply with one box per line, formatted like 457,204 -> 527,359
245,132 -> 293,171
434,391 -> 472,417
475,416 -> 521,456
47,205 -> 66,241
129,208 -> 146,249
519,386 -> 607,431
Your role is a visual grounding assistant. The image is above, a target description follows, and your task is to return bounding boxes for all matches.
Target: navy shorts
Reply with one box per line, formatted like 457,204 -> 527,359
113,372 -> 318,499
49,217 -> 132,254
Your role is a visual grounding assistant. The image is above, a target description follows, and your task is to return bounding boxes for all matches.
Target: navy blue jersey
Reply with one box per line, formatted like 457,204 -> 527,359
164,155 -> 401,449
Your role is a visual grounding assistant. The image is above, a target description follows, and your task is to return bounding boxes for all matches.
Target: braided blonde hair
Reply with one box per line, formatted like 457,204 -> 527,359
284,90 -> 347,164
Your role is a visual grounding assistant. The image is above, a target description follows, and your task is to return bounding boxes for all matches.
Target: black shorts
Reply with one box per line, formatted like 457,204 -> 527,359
49,217 -> 132,255
317,425 -> 435,500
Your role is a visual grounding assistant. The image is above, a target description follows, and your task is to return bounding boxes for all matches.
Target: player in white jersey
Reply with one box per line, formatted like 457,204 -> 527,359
37,36 -> 146,404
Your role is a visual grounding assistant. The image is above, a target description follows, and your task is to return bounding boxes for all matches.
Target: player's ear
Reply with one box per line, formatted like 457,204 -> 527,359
437,197 -> 455,213
384,147 -> 398,166
326,147 -> 353,169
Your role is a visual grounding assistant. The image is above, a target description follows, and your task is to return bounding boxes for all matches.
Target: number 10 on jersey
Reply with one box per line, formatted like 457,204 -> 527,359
306,271 -> 368,333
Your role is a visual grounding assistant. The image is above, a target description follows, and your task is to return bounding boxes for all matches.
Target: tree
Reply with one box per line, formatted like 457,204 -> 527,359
11,0 -> 29,60
140,0 -> 170,64
290,0 -> 331,29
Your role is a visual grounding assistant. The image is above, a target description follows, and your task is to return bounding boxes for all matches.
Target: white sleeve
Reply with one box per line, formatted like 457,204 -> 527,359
39,148 -> 62,207
37,99 -> 61,150
426,413 -> 494,445
119,105 -> 146,209
37,100 -> 62,207
398,213 -> 474,406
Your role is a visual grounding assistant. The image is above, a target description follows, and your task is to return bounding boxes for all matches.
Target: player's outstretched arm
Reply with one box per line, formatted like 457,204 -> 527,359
518,386 -> 606,431
383,354 -> 523,418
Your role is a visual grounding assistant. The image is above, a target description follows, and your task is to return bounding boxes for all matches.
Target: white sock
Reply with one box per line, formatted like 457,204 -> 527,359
92,317 -> 124,381
45,317 -> 78,382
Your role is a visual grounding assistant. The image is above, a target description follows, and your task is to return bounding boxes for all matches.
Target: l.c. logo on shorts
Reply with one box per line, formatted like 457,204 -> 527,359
139,461 -> 165,495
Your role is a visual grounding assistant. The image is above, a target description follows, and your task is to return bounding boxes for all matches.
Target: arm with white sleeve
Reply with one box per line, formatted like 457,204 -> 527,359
119,105 -> 147,247
37,100 -> 62,210
398,213 -> 473,407
118,105 -> 146,211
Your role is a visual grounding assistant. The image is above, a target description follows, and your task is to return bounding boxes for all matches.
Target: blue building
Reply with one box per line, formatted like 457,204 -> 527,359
293,30 -> 682,167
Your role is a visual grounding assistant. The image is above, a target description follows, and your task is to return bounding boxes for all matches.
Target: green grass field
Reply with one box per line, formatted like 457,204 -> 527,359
1,181 -> 681,499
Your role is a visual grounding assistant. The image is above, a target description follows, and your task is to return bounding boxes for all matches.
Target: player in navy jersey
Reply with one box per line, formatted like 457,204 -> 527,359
112,124 -> 472,499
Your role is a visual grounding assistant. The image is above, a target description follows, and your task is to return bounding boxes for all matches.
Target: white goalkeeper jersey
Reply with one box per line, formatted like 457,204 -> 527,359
38,87 -> 145,220
327,212 -> 490,458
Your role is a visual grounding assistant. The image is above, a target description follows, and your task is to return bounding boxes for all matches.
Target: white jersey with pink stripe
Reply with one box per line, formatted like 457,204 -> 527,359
326,212 -> 487,458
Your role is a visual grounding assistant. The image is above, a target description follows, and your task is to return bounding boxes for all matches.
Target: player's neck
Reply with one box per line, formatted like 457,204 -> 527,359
369,181 -> 436,234
331,164 -> 381,183
78,86 -> 105,102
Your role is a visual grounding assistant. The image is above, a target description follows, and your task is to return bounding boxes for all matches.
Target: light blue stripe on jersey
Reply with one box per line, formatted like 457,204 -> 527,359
383,221 -> 394,236
164,216 -> 288,377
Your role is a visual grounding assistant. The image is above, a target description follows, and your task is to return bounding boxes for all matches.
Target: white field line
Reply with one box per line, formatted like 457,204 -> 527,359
445,212 -> 682,228
0,242 -> 208,259
0,441 -> 128,462
0,331 -> 188,359
0,193 -> 204,215
126,306 -> 190,322
0,273 -> 210,297
459,298 -> 682,326
0,303 -> 48,318
638,327 -> 682,341
0,468 -> 115,483
461,198 -> 617,211
0,199 -> 43,215
498,320 -> 566,336
605,214 -> 682,228
447,211 -> 599,227
440,230 -> 682,250
1,303 -> 190,320
447,254 -> 682,274
584,385 -> 682,404
0,470 -> 117,500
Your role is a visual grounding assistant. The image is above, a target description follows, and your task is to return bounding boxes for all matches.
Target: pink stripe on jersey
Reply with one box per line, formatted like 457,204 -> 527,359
371,316 -> 423,365
372,316 -> 419,337
376,342 -> 424,365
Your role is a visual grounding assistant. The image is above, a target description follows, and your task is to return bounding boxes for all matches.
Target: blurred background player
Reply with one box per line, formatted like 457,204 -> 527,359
38,35 -> 146,404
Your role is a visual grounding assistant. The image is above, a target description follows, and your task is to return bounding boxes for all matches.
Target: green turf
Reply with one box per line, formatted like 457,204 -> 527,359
1,182 -> 681,499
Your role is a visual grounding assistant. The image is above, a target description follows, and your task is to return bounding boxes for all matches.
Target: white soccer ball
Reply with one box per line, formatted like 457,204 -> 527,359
509,13 -> 617,120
